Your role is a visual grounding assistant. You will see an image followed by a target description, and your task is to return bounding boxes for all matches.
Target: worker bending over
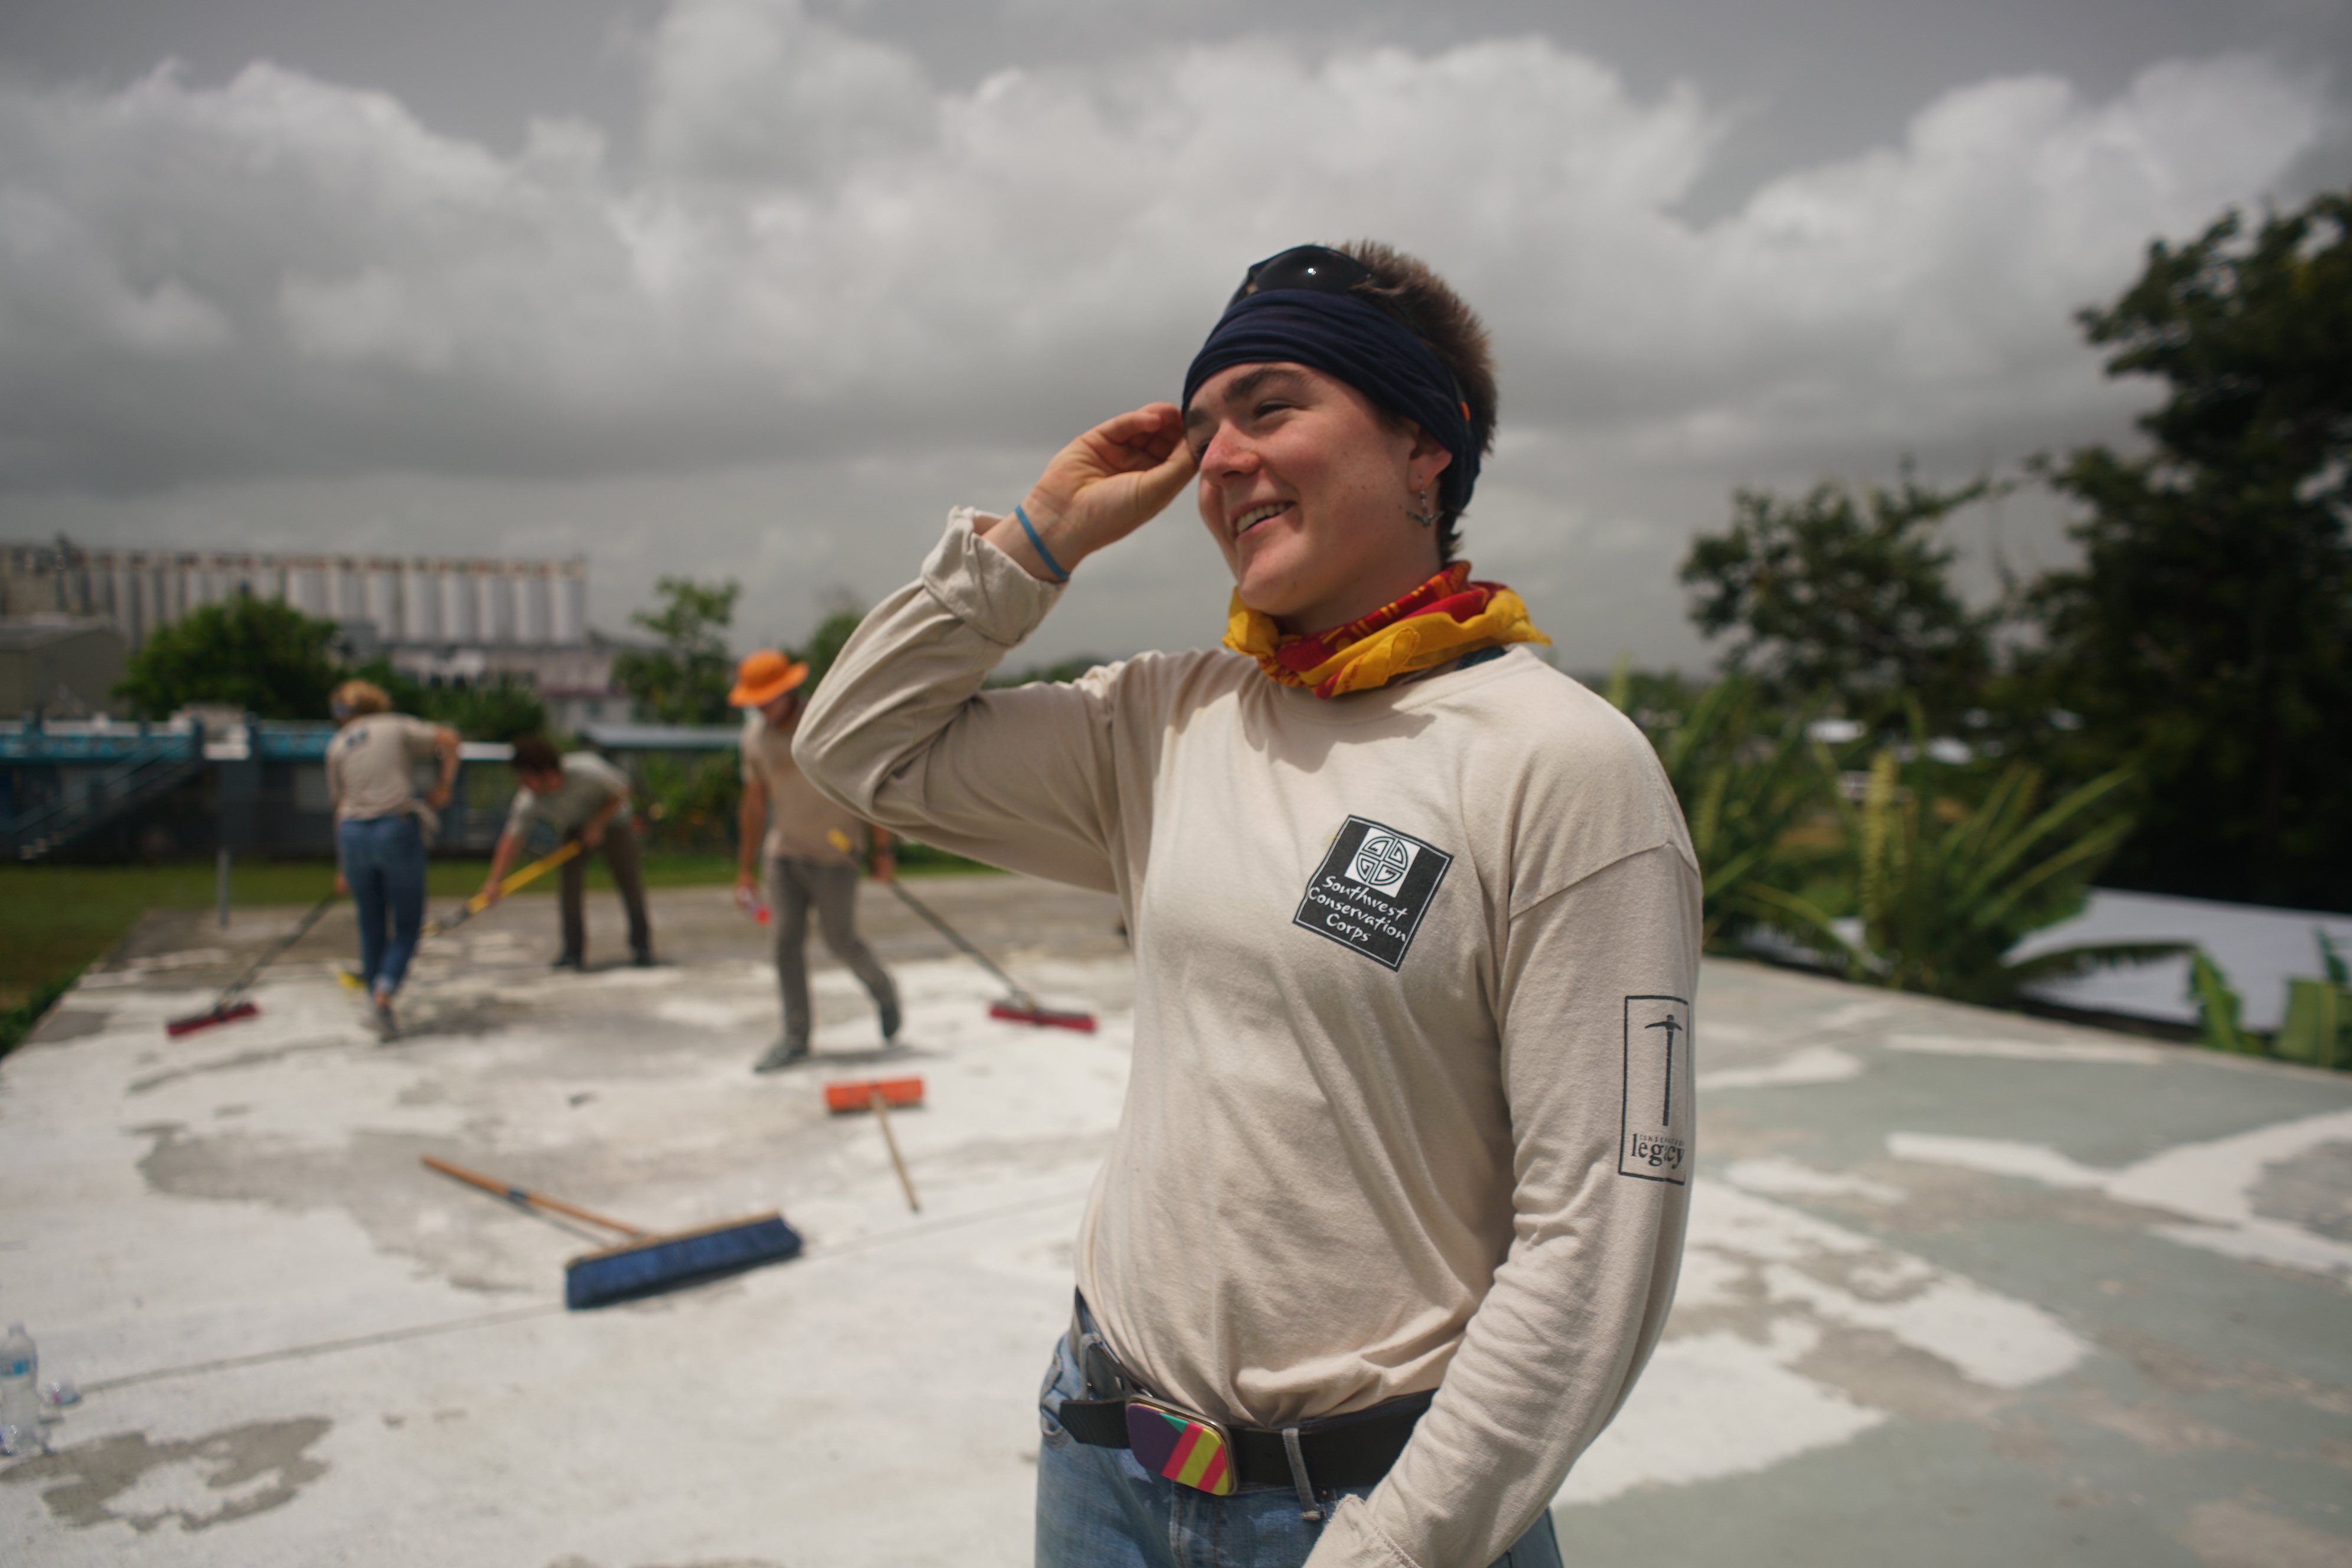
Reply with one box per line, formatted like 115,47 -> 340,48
480,734 -> 654,970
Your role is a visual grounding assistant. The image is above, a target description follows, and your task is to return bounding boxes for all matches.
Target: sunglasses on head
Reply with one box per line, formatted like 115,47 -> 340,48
1226,243 -> 1473,436
1228,244 -> 1377,308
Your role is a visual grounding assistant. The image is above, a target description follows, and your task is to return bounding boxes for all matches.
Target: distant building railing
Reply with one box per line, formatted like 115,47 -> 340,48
1,721 -> 205,860
0,716 -> 524,860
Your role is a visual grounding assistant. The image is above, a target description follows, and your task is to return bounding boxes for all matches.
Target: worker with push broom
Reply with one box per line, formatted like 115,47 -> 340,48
326,679 -> 459,1040
798,243 -> 1698,1567
731,649 -> 901,1073
478,735 -> 655,970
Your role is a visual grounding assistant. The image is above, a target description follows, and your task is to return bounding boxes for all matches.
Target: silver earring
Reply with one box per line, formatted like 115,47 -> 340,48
1409,489 -> 1440,528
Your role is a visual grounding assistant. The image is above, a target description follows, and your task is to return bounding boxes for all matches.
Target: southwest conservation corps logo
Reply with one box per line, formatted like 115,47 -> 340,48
1350,831 -> 1419,892
1293,816 -> 1452,971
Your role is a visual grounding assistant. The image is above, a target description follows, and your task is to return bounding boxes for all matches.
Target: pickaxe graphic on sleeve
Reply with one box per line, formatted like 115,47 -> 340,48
1645,1015 -> 1684,1123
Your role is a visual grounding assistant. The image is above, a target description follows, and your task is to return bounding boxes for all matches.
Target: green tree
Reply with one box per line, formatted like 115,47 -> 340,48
633,751 -> 741,854
612,577 -> 740,724
114,592 -> 340,720
1680,465 -> 1998,726
1608,671 -> 1839,950
2031,191 -> 2352,910
423,678 -> 548,744
344,658 -> 547,743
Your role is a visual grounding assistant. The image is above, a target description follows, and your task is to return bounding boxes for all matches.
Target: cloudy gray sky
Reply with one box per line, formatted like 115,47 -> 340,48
2,0 -> 2346,671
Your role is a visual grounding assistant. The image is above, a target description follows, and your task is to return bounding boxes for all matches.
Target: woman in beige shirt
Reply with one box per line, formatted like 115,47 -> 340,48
326,680 -> 458,1039
801,243 -> 1698,1568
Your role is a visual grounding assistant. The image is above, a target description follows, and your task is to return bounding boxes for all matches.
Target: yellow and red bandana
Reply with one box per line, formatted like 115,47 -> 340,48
1223,562 -> 1551,699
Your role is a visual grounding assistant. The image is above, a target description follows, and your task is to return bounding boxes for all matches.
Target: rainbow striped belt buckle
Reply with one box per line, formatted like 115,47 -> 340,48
1125,1396 -> 1237,1496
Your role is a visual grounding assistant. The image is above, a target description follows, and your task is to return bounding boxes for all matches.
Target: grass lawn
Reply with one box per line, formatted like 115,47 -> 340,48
0,843 -> 991,1016
0,854 -> 731,1014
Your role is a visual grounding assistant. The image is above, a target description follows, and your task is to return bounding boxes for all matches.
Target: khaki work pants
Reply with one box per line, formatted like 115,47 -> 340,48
557,819 -> 652,961
767,855 -> 897,1048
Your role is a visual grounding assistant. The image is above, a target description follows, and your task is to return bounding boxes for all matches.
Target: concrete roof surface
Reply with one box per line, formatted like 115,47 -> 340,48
1,875 -> 2347,1566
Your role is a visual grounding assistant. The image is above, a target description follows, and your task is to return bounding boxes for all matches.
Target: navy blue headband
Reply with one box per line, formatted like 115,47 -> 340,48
1181,290 -> 1481,515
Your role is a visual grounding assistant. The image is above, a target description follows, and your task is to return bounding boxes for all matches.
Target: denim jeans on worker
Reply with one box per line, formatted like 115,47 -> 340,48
340,814 -> 426,996
1035,1328 -> 1564,1568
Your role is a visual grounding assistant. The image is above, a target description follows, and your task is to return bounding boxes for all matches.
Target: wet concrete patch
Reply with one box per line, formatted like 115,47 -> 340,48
2249,1141 -> 2352,1243
128,1099 -> 860,1300
2096,1328 -> 2352,1416
26,1007 -> 110,1043
1,1417 -> 330,1533
2178,1497 -> 2352,1567
382,993 -> 536,1040
1857,1153 -> 2189,1241
132,1123 -> 612,1296
2057,1387 -> 2257,1457
130,1040 -> 348,1095
1786,1320 -> 2018,1427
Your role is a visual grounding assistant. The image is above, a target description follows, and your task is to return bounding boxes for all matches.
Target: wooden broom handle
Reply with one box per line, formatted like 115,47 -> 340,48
422,1155 -> 649,1238
870,1090 -> 921,1213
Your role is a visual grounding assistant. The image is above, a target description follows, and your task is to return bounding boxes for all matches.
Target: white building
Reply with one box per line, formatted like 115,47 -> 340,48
2,540 -> 633,729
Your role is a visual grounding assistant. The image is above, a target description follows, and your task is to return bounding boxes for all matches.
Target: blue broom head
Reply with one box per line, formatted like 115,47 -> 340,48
564,1212 -> 803,1309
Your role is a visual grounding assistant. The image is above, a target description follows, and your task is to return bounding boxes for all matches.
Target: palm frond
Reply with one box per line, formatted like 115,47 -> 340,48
1959,765 -> 2135,904
2001,940 -> 2191,987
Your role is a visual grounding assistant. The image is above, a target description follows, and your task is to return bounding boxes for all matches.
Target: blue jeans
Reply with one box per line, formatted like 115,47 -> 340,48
1035,1329 -> 1564,1568
340,815 -> 426,997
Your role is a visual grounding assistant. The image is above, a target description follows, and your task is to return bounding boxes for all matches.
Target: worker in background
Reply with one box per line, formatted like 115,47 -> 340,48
733,650 -> 901,1073
479,734 -> 654,969
326,679 -> 459,1040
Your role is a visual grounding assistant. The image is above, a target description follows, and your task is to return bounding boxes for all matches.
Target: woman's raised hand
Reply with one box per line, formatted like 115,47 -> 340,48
985,403 -> 1197,582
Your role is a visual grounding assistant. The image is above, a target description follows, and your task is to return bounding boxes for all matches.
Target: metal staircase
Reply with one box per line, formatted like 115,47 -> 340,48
1,729 -> 204,860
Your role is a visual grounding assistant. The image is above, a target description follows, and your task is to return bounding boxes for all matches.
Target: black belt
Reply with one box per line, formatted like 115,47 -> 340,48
1060,1295 -> 1433,1492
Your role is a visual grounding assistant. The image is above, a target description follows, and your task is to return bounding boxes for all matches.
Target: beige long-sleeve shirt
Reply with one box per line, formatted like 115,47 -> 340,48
798,514 -> 1699,1567
741,710 -> 866,865
326,713 -> 442,828
504,752 -> 632,838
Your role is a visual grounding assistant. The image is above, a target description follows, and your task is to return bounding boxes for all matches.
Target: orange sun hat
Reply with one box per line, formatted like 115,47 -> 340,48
730,649 -> 810,707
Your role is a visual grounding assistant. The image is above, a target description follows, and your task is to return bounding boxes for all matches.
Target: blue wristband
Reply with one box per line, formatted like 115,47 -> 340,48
1014,504 -> 1070,584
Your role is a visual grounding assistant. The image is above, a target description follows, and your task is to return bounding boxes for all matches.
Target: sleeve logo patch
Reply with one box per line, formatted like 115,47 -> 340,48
1620,995 -> 1694,1184
1293,816 -> 1452,971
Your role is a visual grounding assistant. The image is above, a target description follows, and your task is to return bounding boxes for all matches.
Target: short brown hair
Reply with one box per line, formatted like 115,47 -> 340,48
509,734 -> 561,775
331,679 -> 390,716
1338,240 -> 1497,563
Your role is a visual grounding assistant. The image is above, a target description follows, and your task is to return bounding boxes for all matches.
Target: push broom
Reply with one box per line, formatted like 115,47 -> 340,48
166,886 -> 344,1037
420,840 -> 584,939
423,1155 -> 803,1308
886,880 -> 1096,1032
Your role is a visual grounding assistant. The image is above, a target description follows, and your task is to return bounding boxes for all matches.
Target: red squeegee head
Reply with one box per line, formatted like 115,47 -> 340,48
989,998 -> 1096,1032
164,1000 -> 262,1037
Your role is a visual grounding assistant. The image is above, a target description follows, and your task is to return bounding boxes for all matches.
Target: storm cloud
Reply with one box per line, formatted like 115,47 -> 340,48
0,0 -> 2338,666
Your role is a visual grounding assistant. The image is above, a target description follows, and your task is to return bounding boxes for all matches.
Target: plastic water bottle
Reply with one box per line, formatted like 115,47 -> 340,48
0,1323 -> 41,1457
734,885 -> 771,925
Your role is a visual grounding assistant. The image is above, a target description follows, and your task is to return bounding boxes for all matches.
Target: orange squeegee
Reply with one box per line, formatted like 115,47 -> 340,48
826,1076 -> 923,1212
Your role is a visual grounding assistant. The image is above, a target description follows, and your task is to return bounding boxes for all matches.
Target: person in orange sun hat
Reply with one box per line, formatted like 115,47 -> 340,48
731,649 -> 901,1073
